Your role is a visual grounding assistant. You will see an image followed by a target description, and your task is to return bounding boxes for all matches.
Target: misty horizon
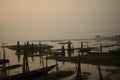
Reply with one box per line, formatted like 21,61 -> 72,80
0,0 -> 120,41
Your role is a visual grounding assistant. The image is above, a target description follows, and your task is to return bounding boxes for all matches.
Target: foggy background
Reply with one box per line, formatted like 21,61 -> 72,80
0,0 -> 120,41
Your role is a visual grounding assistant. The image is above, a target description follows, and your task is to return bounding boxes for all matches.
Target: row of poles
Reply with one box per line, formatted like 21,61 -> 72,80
1,43 -> 9,78
66,41 -> 103,80
16,41 -> 45,73
1,40 -> 103,80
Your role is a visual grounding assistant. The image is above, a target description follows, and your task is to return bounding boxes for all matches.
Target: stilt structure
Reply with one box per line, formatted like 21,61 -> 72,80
81,42 -> 84,55
72,45 -> 74,56
100,44 -> 103,54
61,45 -> 65,56
56,58 -> 59,73
30,43 -> 34,61
97,44 -> 103,80
23,42 -> 30,73
76,42 -> 83,80
67,41 -> 72,57
16,41 -> 21,62
39,41 -> 44,68
97,64 -> 103,80
2,43 -> 7,78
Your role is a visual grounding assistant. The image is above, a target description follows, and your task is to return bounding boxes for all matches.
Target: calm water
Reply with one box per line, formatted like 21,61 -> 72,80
0,39 -> 120,80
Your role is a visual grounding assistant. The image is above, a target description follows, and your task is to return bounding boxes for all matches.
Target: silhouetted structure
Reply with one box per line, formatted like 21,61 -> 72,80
95,35 -> 101,42
38,41 -> 42,54
93,52 -> 103,80
1,65 -> 56,80
97,64 -> 103,80
72,45 -> 74,56
61,45 -> 65,56
56,60 -> 59,73
38,41 -> 44,68
1,43 -> 7,78
80,42 -> 84,55
16,41 -> 21,62
23,43 -> 30,73
100,44 -> 103,54
67,41 -> 72,57
30,43 -> 34,61
76,42 -> 82,80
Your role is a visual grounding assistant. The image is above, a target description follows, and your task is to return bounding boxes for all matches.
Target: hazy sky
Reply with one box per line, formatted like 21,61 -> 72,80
0,0 -> 120,41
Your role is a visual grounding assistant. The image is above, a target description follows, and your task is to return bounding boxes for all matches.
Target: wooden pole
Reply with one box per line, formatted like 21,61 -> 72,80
23,43 -> 30,73
97,64 -> 103,80
56,59 -> 59,73
76,42 -> 82,80
2,43 -> 7,78
100,44 -> 102,54
46,55 -> 48,67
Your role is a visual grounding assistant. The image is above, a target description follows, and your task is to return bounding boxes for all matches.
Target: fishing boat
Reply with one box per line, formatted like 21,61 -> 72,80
0,59 -> 9,64
1,64 -> 56,80
79,48 -> 92,52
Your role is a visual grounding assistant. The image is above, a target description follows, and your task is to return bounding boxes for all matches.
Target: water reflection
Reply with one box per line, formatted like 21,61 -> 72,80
0,39 -> 120,80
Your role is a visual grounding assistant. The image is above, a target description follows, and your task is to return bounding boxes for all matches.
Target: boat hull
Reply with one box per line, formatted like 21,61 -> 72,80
1,64 -> 56,80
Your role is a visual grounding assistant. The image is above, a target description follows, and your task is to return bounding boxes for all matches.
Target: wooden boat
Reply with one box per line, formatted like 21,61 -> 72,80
109,49 -> 120,54
1,64 -> 56,80
79,48 -> 92,52
5,64 -> 23,70
0,59 -> 9,64
88,51 -> 108,54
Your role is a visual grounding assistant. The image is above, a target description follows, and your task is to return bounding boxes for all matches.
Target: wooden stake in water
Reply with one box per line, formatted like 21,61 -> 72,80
97,64 -> 103,80
23,43 -> 30,73
76,42 -> 82,80
67,41 -> 72,57
98,44 -> 103,80
61,45 -> 65,56
100,44 -> 103,54
39,41 -> 44,68
16,41 -> 21,62
56,58 -> 59,73
2,43 -> 7,78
